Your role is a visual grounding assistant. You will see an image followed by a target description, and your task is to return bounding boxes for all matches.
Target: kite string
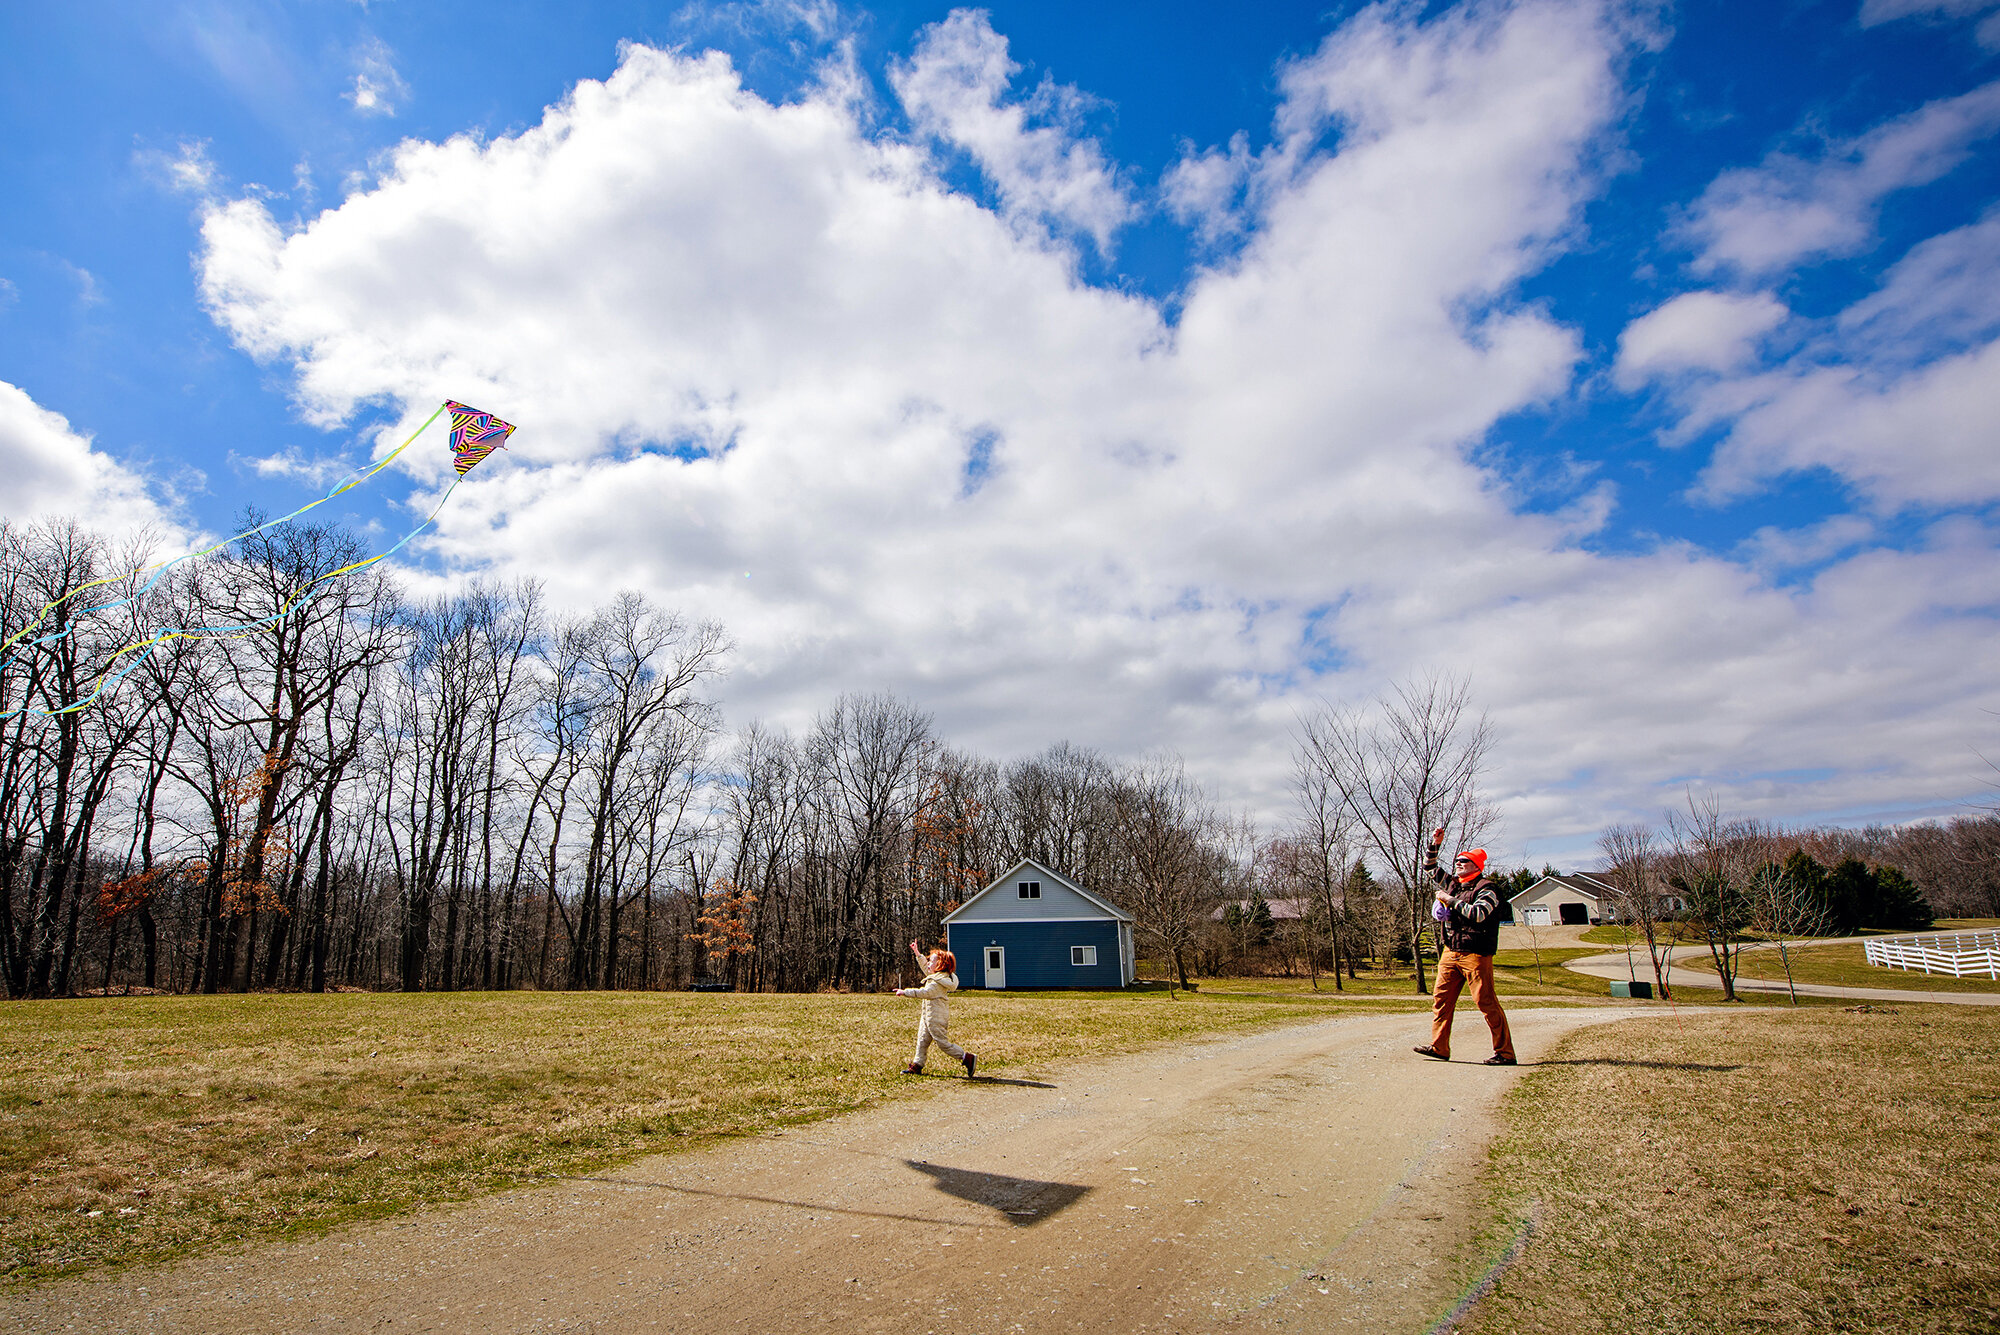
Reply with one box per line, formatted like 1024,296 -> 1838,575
0,401 -> 449,665
7,474 -> 467,720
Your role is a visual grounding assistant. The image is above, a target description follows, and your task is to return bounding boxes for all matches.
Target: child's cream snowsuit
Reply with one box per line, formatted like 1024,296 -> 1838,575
896,970 -> 965,1068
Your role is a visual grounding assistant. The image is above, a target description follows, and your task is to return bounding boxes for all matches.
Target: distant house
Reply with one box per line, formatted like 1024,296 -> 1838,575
1210,898 -> 1310,922
1509,872 -> 1620,926
944,857 -> 1136,990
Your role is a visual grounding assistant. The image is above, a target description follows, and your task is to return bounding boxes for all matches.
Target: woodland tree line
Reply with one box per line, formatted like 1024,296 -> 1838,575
3,517 -> 1995,1000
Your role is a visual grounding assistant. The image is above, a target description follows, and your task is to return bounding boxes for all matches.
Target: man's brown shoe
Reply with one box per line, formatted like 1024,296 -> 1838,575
1483,1054 -> 1517,1066
1413,1045 -> 1447,1060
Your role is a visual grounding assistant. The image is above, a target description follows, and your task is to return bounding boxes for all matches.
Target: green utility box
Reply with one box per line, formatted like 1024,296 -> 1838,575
1610,979 -> 1654,999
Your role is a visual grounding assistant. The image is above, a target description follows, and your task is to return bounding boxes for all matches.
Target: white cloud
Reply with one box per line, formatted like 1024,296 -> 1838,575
134,139 -> 221,199
1863,0 -> 1994,18
1614,290 -> 1790,386
1734,514 -> 1877,575
1633,212 -> 2000,509
890,9 -> 1133,254
347,36 -> 409,117
1161,131 -> 1257,243
233,446 -> 357,487
1695,337 -> 2000,507
1838,205 -> 2000,356
192,1 -> 2000,862
1676,81 -> 2000,277
60,261 -> 105,308
0,381 -> 174,536
674,0 -> 847,44
1861,0 -> 2000,48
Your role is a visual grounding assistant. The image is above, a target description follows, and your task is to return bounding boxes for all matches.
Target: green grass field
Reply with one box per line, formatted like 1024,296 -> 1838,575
1466,1005 -> 2000,1334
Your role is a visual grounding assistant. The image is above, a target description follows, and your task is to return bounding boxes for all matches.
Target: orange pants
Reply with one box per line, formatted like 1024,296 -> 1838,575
1429,950 -> 1514,1061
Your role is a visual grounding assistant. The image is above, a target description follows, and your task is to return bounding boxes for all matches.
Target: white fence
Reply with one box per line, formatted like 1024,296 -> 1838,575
1864,930 -> 2000,979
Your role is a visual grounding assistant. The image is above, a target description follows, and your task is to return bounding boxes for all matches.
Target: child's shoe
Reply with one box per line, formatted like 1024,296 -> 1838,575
902,1062 -> 923,1075
962,1053 -> 977,1078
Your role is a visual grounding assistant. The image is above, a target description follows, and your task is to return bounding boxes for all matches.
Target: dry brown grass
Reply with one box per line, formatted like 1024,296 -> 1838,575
1,984 -> 1417,1287
1463,1006 -> 2000,1334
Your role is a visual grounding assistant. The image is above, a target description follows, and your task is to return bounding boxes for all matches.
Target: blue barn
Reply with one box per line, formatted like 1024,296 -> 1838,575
944,857 -> 1136,990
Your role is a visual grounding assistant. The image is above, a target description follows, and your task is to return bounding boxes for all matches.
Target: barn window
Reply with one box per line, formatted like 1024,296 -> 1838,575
1019,881 -> 1041,899
1071,945 -> 1097,966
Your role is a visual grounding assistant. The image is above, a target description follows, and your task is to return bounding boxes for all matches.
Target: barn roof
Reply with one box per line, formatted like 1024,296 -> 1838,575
943,857 -> 1135,924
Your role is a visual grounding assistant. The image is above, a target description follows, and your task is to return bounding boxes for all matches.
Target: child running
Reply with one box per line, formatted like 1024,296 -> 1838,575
893,939 -> 976,1077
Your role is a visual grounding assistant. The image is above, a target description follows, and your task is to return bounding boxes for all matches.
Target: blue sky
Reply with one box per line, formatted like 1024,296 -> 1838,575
4,0 -> 1998,864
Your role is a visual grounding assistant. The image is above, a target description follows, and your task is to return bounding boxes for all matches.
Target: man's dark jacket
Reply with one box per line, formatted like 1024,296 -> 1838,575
1425,863 -> 1504,956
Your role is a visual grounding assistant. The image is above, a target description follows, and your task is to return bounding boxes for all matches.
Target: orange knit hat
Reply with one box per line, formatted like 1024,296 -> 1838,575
1454,848 -> 1488,875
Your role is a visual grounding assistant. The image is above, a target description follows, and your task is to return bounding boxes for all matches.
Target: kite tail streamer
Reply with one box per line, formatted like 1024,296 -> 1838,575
0,401 -> 450,667
5,474 -> 475,720
0,399 -> 512,720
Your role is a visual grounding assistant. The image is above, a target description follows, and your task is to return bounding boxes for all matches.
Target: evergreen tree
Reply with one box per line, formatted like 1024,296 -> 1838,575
1869,866 -> 1934,932
1822,858 -> 1877,933
1247,894 -> 1275,946
1781,849 -> 1827,901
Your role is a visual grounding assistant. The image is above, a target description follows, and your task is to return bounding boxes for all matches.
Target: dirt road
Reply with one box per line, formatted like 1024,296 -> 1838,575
9,1006 -> 1660,1335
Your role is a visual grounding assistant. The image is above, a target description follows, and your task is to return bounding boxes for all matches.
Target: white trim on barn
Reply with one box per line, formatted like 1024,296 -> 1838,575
945,858 -> 1136,926
947,915 -> 1123,925
943,858 -> 1135,989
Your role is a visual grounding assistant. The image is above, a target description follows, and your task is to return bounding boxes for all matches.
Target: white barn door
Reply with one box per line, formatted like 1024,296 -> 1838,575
984,946 -> 1007,989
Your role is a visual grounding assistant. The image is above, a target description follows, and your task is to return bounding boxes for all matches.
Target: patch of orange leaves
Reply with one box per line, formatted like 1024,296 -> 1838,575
688,877 -> 758,962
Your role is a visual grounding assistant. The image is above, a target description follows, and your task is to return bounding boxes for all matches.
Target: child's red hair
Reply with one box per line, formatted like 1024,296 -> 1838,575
930,949 -> 956,973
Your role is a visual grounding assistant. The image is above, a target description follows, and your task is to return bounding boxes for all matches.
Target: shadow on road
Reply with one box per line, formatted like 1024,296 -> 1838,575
904,1161 -> 1091,1226
965,1075 -> 1057,1089
548,1175 -> 981,1229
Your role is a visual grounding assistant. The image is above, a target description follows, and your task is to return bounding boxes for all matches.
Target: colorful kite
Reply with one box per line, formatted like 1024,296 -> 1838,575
447,400 -> 516,475
1,399 -> 515,718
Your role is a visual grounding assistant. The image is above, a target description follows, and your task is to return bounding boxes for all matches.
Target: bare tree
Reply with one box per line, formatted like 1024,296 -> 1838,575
1663,793 -> 1754,1002
1106,753 -> 1220,994
717,722 -> 804,991
1,522 -> 179,997
1744,850 -> 1834,1005
1287,748 -> 1362,990
1598,821 -> 1674,999
998,741 -> 1116,887
566,593 -> 726,990
1294,673 -> 1494,993
806,692 -> 938,991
